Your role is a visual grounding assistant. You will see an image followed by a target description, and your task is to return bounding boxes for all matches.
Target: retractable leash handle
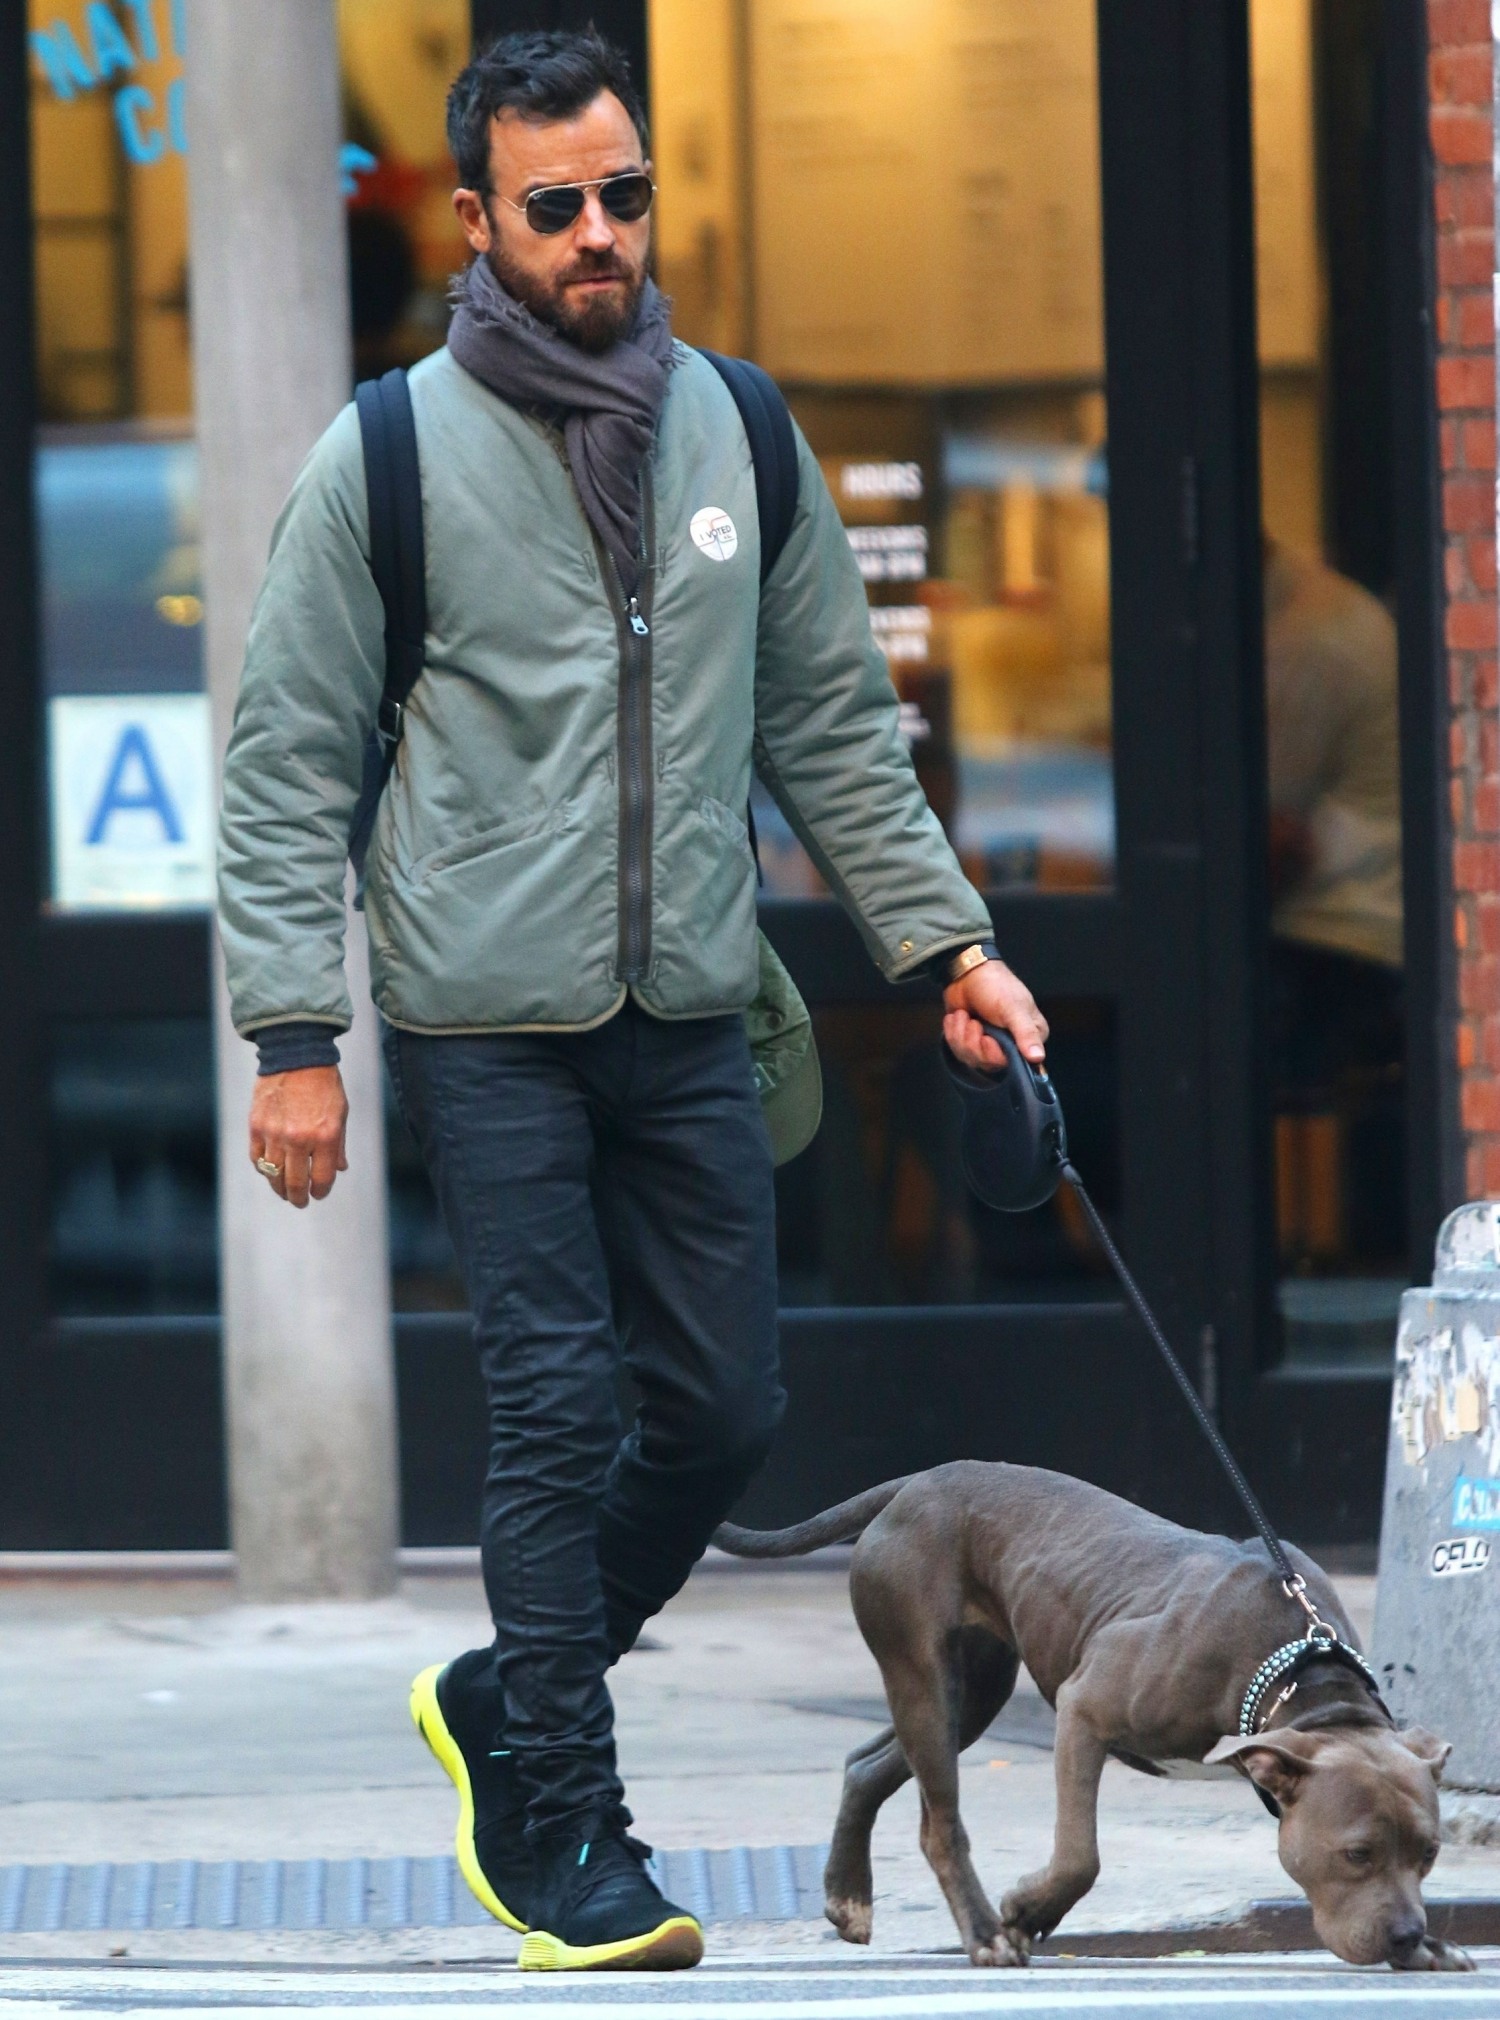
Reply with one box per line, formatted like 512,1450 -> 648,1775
942,1022 -> 1313,1608
943,1023 -> 1067,1212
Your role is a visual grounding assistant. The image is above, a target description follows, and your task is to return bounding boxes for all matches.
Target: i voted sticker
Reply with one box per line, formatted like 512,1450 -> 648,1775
690,507 -> 738,562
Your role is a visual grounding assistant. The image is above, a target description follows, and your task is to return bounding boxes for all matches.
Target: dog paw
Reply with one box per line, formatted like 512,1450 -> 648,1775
998,1887 -> 1050,1941
969,1930 -> 1027,1968
824,1898 -> 872,1946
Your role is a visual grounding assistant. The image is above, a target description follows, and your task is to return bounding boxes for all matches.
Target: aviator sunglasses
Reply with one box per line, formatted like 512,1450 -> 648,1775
503,171 -> 656,237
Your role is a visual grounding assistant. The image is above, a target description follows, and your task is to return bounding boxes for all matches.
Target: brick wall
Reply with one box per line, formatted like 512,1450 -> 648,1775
1429,0 -> 1499,1194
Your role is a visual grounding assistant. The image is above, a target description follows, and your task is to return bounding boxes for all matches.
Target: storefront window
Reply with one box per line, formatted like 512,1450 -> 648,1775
31,0 -> 203,921
1250,0 -> 1408,1365
29,0 -> 466,1315
652,0 -> 1114,896
30,0 -> 465,922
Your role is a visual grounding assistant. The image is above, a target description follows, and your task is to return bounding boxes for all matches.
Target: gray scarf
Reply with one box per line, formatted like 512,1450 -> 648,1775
447,257 -> 674,596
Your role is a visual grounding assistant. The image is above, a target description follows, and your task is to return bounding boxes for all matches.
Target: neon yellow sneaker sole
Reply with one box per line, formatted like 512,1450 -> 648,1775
408,1662 -> 528,1934
518,1914 -> 704,1972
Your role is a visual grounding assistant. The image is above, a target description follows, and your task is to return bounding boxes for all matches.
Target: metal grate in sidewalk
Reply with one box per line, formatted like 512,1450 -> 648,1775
0,1846 -> 829,1934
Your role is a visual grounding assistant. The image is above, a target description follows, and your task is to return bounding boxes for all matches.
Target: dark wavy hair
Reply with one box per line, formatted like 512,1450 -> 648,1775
446,28 -> 649,197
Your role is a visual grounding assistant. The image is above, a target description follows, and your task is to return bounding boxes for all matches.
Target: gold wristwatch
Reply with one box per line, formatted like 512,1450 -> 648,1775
940,939 -> 1001,986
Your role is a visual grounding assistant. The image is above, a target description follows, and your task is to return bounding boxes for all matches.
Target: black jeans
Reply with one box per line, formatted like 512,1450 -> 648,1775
384,1000 -> 784,1837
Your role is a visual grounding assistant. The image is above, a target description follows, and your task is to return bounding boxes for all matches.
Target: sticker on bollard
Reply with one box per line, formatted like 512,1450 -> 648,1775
1431,1537 -> 1491,1578
1374,1203 -> 1500,1793
1453,1477 -> 1500,1527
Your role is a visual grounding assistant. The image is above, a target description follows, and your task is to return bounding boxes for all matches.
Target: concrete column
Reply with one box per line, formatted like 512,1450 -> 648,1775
186,0 -> 399,1600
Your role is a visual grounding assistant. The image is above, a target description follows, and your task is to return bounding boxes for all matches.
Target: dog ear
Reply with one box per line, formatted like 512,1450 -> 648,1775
1398,1727 -> 1453,1781
1204,1731 -> 1323,1806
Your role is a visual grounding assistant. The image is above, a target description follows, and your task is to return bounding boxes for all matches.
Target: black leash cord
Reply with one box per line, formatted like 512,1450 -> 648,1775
1059,1161 -> 1300,1591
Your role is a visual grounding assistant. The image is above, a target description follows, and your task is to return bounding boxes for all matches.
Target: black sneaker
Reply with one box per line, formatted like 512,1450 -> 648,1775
409,1653 -> 531,1932
519,1821 -> 703,1971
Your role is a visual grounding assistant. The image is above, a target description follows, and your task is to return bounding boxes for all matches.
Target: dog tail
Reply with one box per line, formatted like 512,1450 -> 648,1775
712,1478 -> 912,1559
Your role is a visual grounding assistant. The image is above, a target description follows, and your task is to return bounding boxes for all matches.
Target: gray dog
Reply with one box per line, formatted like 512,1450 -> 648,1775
715,1460 -> 1472,1972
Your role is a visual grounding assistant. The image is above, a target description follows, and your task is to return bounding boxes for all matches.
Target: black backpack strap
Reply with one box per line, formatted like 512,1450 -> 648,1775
699,351 -> 802,887
698,349 -> 800,586
349,368 -> 426,880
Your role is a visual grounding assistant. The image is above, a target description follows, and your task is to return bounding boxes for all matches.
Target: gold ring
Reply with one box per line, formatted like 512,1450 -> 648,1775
256,1157 -> 283,1178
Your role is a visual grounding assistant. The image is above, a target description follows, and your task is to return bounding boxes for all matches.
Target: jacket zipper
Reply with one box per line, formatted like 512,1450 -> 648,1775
611,471 -> 656,982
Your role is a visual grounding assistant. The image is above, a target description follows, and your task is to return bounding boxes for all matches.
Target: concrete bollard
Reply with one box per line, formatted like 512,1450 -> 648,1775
186,0 -> 399,1600
1373,1203 -> 1500,1833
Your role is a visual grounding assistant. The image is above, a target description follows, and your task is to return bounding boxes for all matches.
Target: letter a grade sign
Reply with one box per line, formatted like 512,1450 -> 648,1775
49,694 -> 213,910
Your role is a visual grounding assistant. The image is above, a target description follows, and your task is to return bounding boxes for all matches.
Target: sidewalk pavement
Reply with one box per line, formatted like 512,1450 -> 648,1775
0,1556 -> 1497,1964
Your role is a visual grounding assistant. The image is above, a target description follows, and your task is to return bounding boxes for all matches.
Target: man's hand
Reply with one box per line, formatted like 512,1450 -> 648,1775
249,1065 -> 349,1208
942,958 -> 1048,1074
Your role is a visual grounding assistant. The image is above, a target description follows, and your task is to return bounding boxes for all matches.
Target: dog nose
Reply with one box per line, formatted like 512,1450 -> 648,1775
1387,1914 -> 1426,1961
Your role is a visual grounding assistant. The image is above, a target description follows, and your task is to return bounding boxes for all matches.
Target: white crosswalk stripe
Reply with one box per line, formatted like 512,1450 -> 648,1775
0,1961 -> 1498,2018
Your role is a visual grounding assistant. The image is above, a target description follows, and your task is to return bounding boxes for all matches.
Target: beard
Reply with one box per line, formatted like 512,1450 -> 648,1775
486,233 -> 647,354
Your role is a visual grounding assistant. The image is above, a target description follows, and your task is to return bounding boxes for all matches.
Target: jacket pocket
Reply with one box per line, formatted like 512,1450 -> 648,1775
407,800 -> 577,883
698,795 -> 752,856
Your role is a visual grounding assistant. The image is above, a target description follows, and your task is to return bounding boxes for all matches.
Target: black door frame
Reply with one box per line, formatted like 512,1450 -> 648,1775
1097,0 -> 1273,1444
0,0 -> 1454,1548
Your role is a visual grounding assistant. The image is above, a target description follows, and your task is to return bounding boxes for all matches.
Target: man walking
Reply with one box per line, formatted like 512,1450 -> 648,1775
218,29 -> 1046,1972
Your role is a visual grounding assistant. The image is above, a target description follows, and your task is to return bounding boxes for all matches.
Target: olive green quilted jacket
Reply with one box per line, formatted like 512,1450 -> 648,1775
217,344 -> 991,1036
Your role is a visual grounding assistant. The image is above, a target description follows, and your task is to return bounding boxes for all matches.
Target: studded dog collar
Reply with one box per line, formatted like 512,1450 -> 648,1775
1239,1632 -> 1385,1737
